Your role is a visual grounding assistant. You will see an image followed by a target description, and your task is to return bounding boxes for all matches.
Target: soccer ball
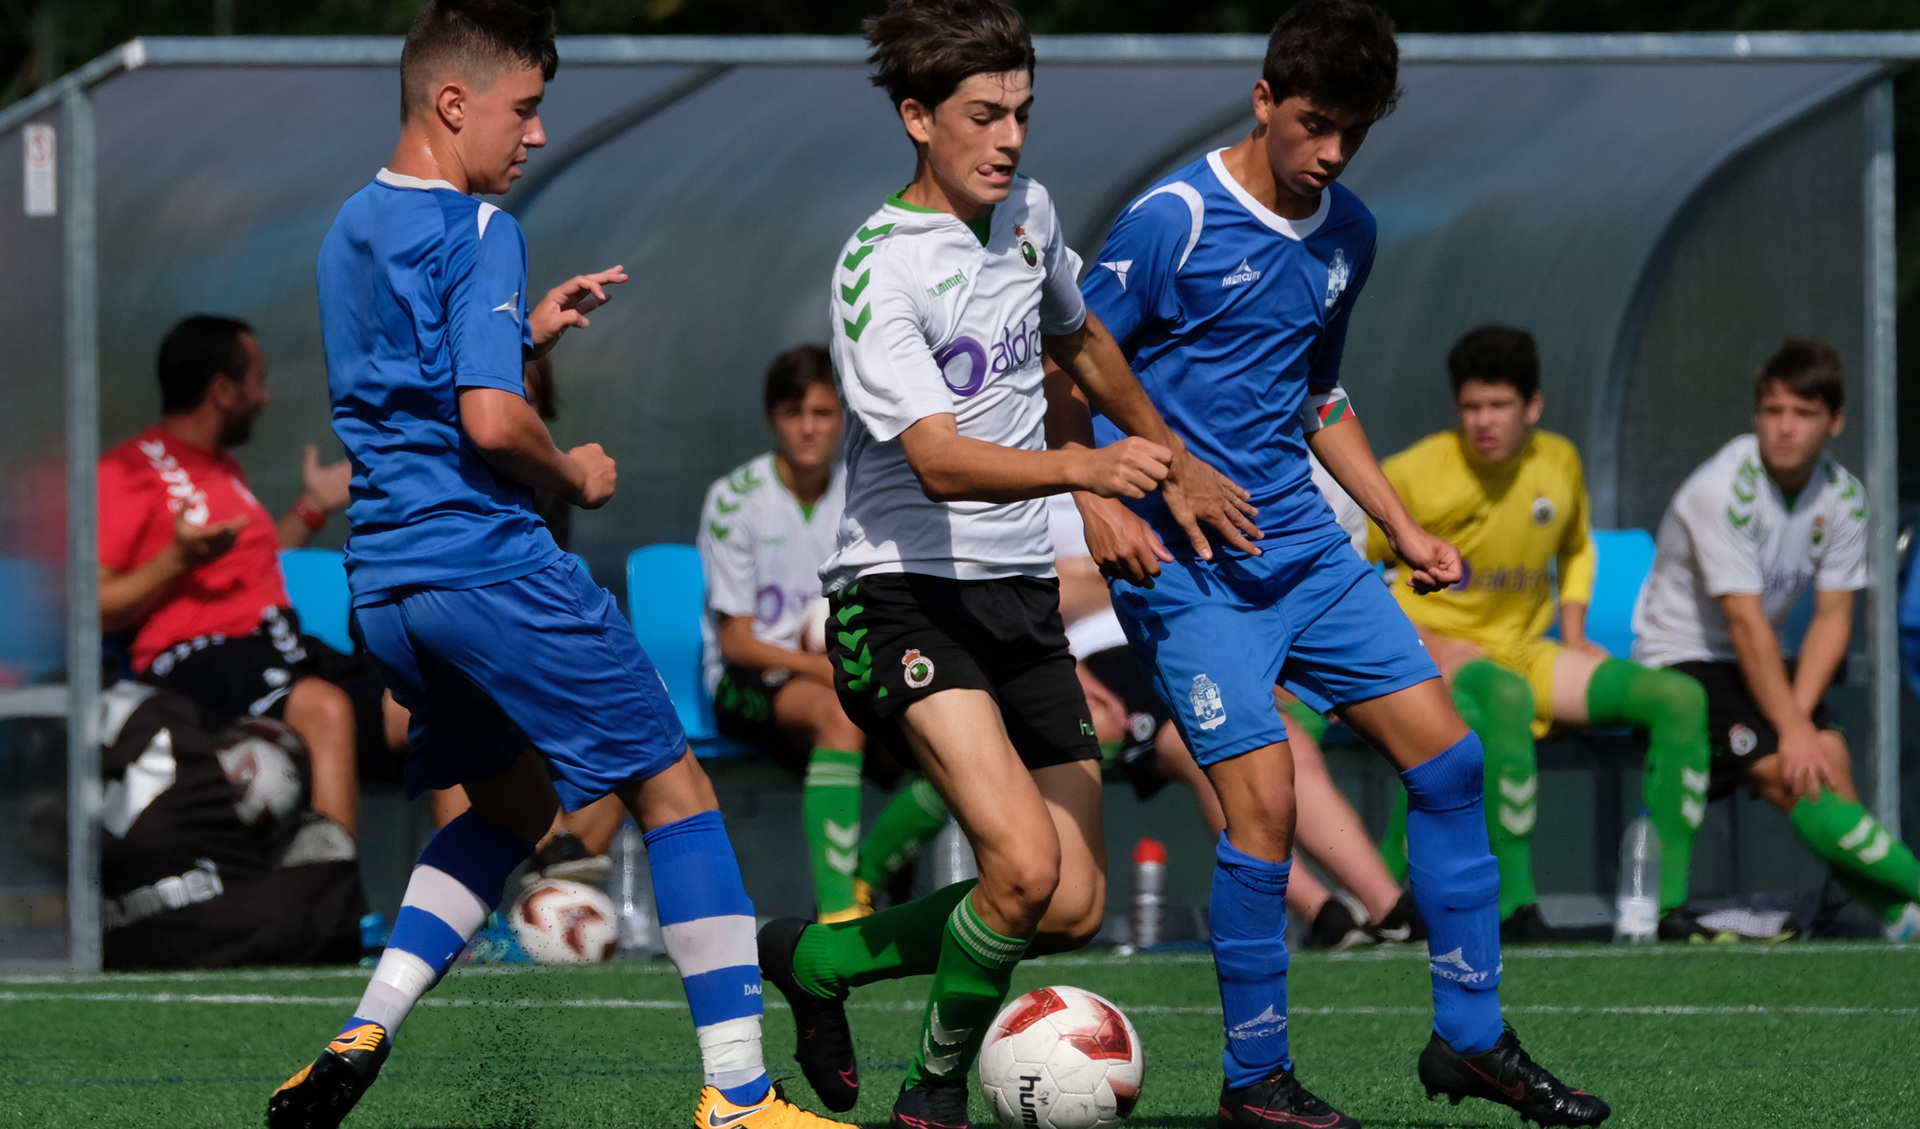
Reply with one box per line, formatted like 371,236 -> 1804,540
510,878 -> 620,963
978,986 -> 1145,1129
214,717 -> 308,837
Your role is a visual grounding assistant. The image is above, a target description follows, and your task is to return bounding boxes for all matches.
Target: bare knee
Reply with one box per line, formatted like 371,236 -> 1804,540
979,844 -> 1061,931
1034,870 -> 1107,954
285,678 -> 355,748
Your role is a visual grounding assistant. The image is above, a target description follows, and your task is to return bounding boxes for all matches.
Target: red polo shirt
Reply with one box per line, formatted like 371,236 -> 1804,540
98,427 -> 289,671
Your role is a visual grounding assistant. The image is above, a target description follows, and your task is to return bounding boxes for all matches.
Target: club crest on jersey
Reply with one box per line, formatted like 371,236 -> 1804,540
1324,248 -> 1350,309
1189,674 -> 1226,731
1532,496 -> 1555,526
902,649 -> 935,689
1729,724 -> 1759,757
1012,224 -> 1040,271
1222,259 -> 1262,288
1811,515 -> 1826,547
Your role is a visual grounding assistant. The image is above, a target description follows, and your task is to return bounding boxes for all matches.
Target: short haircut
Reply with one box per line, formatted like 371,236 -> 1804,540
400,0 -> 558,122
156,315 -> 254,415
764,344 -> 837,415
1447,325 -> 1540,399
1755,336 -> 1845,413
1263,0 -> 1402,124
864,0 -> 1035,110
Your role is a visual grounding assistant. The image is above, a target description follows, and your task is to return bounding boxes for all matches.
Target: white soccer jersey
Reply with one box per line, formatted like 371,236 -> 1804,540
820,178 -> 1088,590
1632,434 -> 1867,668
697,452 -> 846,693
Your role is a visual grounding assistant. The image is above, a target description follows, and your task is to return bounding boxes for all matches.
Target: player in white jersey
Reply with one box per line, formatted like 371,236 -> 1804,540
754,4 -> 1257,1127
1633,338 -> 1920,937
699,345 -> 949,924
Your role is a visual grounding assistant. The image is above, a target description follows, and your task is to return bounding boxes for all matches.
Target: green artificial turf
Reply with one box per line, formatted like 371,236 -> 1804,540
2,943 -> 1917,1127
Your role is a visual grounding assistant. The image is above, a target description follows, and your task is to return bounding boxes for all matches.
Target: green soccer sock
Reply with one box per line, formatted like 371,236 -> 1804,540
856,776 -> 949,889
792,879 -> 976,1000
1381,788 -> 1409,884
1789,791 -> 1920,923
1584,659 -> 1711,910
1454,661 -> 1539,918
904,890 -> 1030,1089
804,749 -> 865,921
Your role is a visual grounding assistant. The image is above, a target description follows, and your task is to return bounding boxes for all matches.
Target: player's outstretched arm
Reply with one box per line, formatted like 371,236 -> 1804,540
897,412 -> 1169,504
1042,365 -> 1172,585
1043,313 -> 1261,561
527,265 -> 628,360
1307,416 -> 1460,593
458,387 -> 616,509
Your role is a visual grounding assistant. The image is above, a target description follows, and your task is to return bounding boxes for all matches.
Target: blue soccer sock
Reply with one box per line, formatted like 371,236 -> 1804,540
646,809 -> 770,1105
1210,834 -> 1292,1089
351,810 -> 535,1038
1401,732 -> 1505,1054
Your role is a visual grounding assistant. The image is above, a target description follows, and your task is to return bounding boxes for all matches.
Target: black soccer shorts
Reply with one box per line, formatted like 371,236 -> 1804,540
1670,659 -> 1836,800
826,573 -> 1098,772
141,606 -> 402,783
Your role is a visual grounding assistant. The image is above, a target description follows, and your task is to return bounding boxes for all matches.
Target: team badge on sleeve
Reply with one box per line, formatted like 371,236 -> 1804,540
1297,385 -> 1354,432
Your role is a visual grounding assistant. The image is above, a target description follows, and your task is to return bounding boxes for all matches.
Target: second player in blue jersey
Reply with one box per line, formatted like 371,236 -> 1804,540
1070,4 -> 1612,1127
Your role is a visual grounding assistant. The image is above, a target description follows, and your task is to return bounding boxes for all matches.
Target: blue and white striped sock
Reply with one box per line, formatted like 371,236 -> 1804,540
349,810 -> 534,1037
645,809 -> 769,1105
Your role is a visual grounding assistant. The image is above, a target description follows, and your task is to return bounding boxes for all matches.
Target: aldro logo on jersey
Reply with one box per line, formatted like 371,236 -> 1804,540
933,316 -> 1045,398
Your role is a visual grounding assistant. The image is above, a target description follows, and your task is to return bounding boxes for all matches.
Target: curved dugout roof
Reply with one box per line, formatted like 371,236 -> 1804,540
0,42 -> 1883,579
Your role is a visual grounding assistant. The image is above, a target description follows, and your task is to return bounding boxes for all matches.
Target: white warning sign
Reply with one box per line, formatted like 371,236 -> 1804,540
24,123 -> 55,217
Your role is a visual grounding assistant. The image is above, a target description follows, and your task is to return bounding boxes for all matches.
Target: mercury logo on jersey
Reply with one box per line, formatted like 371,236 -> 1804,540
933,316 -> 1045,398
1221,258 -> 1262,288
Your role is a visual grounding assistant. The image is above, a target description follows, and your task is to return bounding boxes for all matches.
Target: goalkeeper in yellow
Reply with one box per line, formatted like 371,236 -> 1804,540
1372,326 -> 1711,941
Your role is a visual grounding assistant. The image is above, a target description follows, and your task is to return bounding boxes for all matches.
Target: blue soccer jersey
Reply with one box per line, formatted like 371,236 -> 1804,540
318,169 -> 561,603
1084,149 -> 1374,548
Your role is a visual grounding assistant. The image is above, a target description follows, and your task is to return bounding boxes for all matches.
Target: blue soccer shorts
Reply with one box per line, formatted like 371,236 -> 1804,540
1110,529 -> 1438,766
353,555 -> 688,810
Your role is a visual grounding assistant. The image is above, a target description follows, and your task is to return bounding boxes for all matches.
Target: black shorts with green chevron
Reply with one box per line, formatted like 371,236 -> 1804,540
825,573 -> 1098,772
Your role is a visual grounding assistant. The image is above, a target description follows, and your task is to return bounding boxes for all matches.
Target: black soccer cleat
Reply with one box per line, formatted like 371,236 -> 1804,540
1417,1023 -> 1609,1126
1308,897 -> 1370,950
1217,1065 -> 1358,1128
266,1021 -> 391,1129
1368,890 -> 1427,944
757,917 -> 861,1112
890,1076 -> 972,1129
1500,903 -> 1560,945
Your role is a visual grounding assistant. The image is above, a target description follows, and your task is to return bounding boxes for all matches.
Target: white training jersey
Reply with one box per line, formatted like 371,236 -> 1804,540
697,452 -> 846,693
820,178 -> 1088,590
1632,434 -> 1867,668
1308,453 -> 1369,559
1045,492 -> 1130,660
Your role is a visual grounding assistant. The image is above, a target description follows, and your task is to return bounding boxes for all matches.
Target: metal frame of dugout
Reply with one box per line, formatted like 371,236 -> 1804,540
0,31 -> 1909,969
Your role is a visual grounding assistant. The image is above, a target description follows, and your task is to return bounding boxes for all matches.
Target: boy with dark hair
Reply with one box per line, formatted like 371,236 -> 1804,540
1369,324 -> 1715,942
699,343 -> 949,923
1634,337 -> 1920,940
1071,3 -> 1608,1125
99,314 -> 404,843
756,3 -> 1257,1127
268,4 -> 851,1127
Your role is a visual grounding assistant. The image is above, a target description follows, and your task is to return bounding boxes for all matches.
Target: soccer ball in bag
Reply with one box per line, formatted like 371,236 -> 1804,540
510,878 -> 620,963
978,986 -> 1145,1128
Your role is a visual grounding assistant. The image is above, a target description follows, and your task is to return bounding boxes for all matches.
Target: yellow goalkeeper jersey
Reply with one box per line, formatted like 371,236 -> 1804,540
1368,429 -> 1596,660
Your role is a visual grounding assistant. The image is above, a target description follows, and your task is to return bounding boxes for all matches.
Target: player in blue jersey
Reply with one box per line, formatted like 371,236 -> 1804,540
267,5 -> 851,1129
1069,4 -> 1611,1127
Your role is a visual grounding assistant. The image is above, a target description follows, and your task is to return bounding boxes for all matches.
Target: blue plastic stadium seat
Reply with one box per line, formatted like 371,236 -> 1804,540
0,557 -> 63,684
1583,529 -> 1656,659
279,547 -> 354,655
626,543 -> 746,756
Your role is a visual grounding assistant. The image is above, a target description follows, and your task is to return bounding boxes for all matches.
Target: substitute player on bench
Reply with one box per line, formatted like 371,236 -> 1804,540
699,343 -> 949,922
1370,326 -> 1713,942
1633,337 -> 1920,940
1071,4 -> 1607,1125
754,3 -> 1257,1127
268,4 -> 851,1127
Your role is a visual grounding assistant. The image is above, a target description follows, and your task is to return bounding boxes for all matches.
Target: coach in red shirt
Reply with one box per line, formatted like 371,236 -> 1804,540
98,315 -> 406,840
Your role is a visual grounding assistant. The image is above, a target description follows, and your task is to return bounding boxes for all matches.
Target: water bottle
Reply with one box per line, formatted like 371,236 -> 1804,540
1130,837 -> 1167,950
612,818 -> 659,957
931,817 -> 977,888
1614,809 -> 1661,943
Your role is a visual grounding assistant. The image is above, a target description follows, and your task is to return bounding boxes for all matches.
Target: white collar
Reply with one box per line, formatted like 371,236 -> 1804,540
1206,149 -> 1332,241
375,167 -> 463,194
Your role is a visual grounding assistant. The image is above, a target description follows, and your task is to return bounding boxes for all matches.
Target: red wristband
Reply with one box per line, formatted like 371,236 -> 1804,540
293,498 -> 327,532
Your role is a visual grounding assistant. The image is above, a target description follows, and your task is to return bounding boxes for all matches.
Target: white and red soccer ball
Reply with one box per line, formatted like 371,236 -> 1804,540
510,878 -> 619,964
978,986 -> 1145,1129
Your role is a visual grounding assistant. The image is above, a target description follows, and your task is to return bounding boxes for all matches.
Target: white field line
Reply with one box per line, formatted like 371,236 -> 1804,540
0,990 -> 1909,1019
